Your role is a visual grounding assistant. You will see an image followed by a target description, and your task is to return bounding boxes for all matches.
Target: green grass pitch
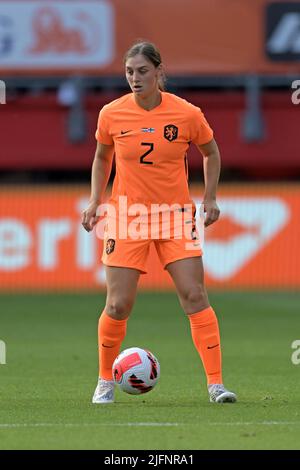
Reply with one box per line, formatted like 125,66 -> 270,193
0,291 -> 299,450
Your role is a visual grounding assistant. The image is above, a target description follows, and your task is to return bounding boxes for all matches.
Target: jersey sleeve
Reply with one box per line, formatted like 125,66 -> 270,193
95,106 -> 113,145
189,106 -> 214,145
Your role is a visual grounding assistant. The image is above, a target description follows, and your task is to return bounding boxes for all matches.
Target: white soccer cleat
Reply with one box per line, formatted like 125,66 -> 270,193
208,384 -> 237,403
92,378 -> 115,404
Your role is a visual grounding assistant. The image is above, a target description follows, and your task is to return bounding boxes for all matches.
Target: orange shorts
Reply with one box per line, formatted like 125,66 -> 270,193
101,210 -> 203,274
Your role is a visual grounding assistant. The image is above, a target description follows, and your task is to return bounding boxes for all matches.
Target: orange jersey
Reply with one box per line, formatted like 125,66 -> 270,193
95,92 -> 213,207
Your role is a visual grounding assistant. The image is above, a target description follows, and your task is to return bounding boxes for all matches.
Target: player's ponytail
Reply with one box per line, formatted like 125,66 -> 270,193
124,40 -> 167,91
157,70 -> 166,92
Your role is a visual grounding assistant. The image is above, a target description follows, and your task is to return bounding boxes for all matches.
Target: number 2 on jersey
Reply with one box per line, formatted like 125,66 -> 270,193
140,142 -> 154,165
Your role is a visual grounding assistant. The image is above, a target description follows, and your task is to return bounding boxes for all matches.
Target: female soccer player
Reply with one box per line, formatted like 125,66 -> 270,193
82,41 -> 237,404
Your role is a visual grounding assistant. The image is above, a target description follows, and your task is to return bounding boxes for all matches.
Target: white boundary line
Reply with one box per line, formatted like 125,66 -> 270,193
209,422 -> 300,426
0,423 -> 180,428
0,421 -> 300,428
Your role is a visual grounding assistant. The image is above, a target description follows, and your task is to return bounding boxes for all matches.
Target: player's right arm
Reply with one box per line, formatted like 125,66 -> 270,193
81,142 -> 114,232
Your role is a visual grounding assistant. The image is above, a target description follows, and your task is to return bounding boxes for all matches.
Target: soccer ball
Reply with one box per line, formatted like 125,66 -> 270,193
112,347 -> 160,395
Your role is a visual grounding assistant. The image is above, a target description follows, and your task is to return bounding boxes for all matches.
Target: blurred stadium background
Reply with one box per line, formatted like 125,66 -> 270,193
1,0 -> 300,291
0,0 -> 300,450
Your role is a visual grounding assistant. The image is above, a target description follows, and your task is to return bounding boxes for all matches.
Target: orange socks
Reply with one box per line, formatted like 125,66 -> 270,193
98,311 -> 128,380
98,307 -> 221,384
188,306 -> 222,385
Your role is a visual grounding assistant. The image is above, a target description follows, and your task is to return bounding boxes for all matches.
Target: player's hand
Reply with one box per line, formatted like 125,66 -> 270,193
202,199 -> 220,227
81,200 -> 100,232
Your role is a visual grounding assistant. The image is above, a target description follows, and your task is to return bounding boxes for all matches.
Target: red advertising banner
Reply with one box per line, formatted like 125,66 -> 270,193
1,91 -> 299,179
0,185 -> 299,291
0,0 -> 299,76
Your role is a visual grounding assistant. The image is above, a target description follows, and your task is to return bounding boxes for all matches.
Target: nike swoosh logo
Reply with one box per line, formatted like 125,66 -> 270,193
207,344 -> 219,349
102,344 -> 114,348
121,130 -> 132,135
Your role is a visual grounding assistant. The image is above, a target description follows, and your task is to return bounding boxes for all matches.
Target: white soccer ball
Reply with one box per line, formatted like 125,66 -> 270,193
112,347 -> 160,395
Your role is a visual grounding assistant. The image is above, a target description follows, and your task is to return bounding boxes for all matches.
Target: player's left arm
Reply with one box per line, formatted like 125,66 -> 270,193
196,138 -> 221,227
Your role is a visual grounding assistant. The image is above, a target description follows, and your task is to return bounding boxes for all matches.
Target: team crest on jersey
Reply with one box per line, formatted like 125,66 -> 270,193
164,124 -> 178,141
106,238 -> 115,255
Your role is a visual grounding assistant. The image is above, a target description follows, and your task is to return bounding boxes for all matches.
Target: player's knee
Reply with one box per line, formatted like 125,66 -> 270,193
180,285 -> 207,307
105,298 -> 134,319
